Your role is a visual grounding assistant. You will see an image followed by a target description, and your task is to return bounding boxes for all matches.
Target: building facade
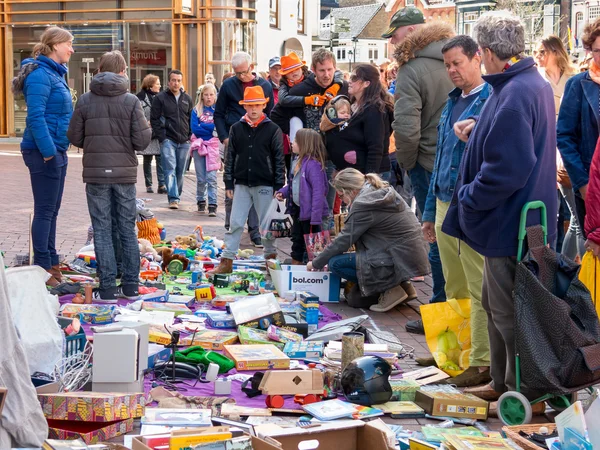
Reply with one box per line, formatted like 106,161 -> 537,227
315,2 -> 390,71
0,0 -> 316,137
571,0 -> 600,52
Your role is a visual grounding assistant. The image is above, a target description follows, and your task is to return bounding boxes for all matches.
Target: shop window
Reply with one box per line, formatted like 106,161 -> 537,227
270,0 -> 279,28
297,0 -> 305,34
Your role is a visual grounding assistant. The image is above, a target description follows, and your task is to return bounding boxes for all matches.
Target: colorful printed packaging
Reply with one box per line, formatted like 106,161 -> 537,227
266,325 -> 303,344
60,304 -> 115,324
224,344 -> 290,371
283,341 -> 325,359
38,392 -> 145,421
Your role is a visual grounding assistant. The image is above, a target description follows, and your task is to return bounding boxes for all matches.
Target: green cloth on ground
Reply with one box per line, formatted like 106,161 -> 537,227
174,346 -> 235,374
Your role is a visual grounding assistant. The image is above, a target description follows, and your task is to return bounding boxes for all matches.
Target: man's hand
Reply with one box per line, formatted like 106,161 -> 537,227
422,221 -> 436,243
324,84 -> 340,100
580,184 -> 588,200
306,261 -> 315,271
454,119 -> 476,143
585,239 -> 600,256
275,192 -> 284,201
43,156 -> 55,162
226,190 -> 234,199
223,138 -> 229,149
305,95 -> 326,107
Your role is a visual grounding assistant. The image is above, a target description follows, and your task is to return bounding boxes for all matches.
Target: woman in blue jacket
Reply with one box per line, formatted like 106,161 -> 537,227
557,18 -> 600,236
12,27 -> 74,286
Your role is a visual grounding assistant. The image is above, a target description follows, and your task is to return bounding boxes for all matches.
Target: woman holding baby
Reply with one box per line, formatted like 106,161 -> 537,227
321,64 -> 394,179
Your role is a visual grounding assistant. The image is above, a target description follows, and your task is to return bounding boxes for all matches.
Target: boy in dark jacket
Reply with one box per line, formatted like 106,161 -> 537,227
210,86 -> 285,274
68,50 -> 151,302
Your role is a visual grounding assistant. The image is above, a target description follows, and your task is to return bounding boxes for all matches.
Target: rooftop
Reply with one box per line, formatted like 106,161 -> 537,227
319,3 -> 384,40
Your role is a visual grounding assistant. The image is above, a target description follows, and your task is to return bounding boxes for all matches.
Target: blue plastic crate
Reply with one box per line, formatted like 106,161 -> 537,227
57,316 -> 86,358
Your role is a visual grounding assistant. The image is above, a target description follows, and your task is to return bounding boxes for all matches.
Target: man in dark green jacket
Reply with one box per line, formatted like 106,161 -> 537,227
384,8 -> 455,329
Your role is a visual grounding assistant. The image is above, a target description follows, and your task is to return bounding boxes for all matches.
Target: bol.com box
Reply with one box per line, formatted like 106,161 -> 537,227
269,265 -> 340,303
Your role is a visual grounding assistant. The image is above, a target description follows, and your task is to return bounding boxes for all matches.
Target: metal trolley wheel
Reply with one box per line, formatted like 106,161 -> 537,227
498,391 -> 533,426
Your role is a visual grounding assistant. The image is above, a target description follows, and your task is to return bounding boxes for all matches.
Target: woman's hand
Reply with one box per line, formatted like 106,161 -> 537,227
422,222 -> 436,243
454,119 -> 476,143
585,239 -> 600,257
226,190 -> 234,199
306,261 -> 314,271
275,192 -> 284,201
44,156 -> 54,162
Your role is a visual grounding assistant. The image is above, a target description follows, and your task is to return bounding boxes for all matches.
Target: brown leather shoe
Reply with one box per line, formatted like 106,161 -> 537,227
208,258 -> 233,275
415,356 -> 437,367
291,259 -> 304,265
464,382 -> 502,401
49,265 -> 63,282
401,280 -> 418,300
446,367 -> 492,388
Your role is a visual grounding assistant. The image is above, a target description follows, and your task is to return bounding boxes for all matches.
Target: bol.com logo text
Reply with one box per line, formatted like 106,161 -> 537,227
293,276 -> 325,284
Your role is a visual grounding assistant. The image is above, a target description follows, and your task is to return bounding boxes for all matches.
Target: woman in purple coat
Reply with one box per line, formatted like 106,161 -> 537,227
276,129 -> 329,264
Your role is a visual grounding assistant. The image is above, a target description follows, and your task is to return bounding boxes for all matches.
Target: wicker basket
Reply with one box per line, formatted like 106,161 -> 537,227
502,424 -> 556,450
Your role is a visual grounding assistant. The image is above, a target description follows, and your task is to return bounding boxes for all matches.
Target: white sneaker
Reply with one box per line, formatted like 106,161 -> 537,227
370,284 -> 408,312
91,288 -> 118,304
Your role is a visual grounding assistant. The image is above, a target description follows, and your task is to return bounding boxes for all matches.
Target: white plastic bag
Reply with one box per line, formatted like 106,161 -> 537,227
261,199 -> 293,239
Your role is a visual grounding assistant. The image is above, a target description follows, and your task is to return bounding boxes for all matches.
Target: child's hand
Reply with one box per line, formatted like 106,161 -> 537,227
306,261 -> 315,271
226,190 -> 234,199
275,192 -> 284,201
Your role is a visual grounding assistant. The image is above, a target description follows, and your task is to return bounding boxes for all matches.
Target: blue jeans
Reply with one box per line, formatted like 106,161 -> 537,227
222,185 -> 277,260
22,149 -> 68,270
379,171 -> 391,182
409,162 -> 446,303
161,139 -> 190,203
328,253 -> 358,283
86,183 -> 140,290
325,160 -> 336,214
192,151 -> 218,205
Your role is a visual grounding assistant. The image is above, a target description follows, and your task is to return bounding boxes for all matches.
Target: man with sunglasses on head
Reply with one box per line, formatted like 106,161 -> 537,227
214,52 -> 274,246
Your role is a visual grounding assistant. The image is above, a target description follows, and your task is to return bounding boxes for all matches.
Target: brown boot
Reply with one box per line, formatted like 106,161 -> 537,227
291,259 -> 304,265
401,280 -> 418,300
46,275 -> 60,288
209,258 -> 233,275
49,265 -> 63,282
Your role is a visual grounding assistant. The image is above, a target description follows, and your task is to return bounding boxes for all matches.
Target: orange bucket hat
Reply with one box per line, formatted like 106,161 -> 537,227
279,52 -> 307,75
239,86 -> 270,105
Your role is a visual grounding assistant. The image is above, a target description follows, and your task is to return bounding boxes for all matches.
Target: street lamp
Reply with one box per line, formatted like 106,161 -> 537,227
351,35 -> 358,69
348,50 -> 353,71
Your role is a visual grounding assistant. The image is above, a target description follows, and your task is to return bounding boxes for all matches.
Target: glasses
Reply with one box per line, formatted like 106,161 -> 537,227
349,74 -> 361,82
235,67 -> 252,77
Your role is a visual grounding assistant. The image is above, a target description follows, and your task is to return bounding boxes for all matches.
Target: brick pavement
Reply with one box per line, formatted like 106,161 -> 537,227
0,143 -> 557,433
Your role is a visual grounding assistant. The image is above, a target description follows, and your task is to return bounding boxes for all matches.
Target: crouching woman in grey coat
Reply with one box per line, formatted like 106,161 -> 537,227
307,169 -> 430,311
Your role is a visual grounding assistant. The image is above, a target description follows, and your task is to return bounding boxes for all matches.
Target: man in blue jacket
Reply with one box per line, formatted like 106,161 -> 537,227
422,35 -> 491,388
214,51 -> 274,246
442,12 -> 557,401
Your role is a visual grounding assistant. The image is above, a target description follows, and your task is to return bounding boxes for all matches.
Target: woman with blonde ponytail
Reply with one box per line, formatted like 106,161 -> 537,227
307,168 -> 430,311
12,26 -> 74,287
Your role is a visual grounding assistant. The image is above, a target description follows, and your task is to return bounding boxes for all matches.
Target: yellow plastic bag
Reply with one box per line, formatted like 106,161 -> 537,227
579,251 -> 599,317
420,298 -> 472,377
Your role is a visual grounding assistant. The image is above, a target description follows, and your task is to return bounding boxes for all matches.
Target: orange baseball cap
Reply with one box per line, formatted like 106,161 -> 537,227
239,85 -> 270,105
279,52 -> 306,75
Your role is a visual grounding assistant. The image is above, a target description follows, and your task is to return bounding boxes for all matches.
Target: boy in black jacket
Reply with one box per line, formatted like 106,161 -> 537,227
210,86 -> 285,274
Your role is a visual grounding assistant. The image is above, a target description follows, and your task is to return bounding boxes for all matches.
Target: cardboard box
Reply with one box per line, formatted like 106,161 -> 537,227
414,390 -> 489,420
148,344 -> 172,369
188,330 -> 239,351
131,434 -> 281,450
283,341 -> 324,359
238,326 -> 284,350
47,417 -> 133,444
207,313 -> 237,329
38,392 -> 145,422
229,294 -> 286,330
60,304 -> 115,324
258,370 -> 324,395
140,289 -> 169,303
168,294 -> 196,307
255,419 -> 395,450
269,266 -> 341,303
224,344 -> 290,371
267,325 -> 303,344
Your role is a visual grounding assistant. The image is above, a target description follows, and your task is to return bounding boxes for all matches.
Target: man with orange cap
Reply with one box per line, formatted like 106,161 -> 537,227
210,86 -> 285,274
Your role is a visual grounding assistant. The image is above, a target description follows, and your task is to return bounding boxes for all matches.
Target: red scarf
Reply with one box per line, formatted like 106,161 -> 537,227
243,113 -> 266,128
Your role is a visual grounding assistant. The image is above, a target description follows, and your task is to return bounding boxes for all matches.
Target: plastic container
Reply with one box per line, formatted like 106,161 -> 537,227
57,316 -> 87,358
